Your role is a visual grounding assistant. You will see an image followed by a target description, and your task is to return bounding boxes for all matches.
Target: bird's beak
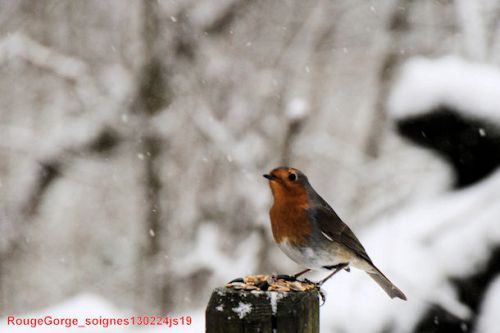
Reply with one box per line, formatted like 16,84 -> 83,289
263,174 -> 277,181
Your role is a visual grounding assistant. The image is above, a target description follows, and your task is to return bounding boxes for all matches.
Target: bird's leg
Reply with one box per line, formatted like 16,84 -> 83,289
293,268 -> 311,279
317,263 -> 349,287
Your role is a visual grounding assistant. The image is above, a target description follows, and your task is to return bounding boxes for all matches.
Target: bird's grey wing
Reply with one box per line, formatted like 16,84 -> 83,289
308,205 -> 373,264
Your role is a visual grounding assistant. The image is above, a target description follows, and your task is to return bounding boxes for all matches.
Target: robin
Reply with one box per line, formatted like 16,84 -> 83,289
263,167 -> 407,300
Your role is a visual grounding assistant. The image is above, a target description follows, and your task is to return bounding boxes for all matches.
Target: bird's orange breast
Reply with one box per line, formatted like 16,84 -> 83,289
269,184 -> 311,246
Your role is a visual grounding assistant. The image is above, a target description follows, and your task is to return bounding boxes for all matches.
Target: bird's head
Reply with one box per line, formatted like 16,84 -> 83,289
263,167 -> 309,203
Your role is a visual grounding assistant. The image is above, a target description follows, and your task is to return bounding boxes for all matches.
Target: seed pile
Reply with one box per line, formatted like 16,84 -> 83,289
225,275 -> 316,292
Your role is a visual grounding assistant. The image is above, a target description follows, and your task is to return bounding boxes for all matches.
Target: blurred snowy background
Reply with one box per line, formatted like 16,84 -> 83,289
1,0 -> 500,332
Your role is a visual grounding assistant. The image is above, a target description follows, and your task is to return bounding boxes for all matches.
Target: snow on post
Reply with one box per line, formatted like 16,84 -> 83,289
206,287 -> 319,333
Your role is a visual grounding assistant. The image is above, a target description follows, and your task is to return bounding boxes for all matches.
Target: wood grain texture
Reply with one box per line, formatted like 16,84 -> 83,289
206,287 -> 319,333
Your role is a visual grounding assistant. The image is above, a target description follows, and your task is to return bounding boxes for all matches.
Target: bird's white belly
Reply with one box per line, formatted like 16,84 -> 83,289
278,239 -> 347,271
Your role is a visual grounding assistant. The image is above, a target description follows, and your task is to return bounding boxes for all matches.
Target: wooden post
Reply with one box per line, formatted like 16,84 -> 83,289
206,287 -> 319,333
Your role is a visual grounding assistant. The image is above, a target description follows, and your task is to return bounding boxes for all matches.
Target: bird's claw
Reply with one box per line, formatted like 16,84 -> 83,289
307,280 -> 327,305
317,287 -> 327,305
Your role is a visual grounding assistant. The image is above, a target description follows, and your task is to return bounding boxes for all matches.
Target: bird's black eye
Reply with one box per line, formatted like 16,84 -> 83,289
288,173 -> 297,181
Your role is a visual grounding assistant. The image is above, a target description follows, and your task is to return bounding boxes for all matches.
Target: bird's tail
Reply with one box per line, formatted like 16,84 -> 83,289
366,265 -> 407,300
